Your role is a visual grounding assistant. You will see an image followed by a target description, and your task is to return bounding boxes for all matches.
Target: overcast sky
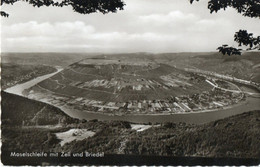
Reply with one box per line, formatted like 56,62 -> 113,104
1,0 -> 260,53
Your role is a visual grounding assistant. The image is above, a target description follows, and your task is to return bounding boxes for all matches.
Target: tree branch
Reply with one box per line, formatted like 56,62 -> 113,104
1,0 -> 125,16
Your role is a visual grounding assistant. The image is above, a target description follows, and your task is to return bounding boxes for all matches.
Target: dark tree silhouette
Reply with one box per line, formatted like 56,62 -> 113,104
0,0 -> 125,17
234,30 -> 260,50
217,45 -> 242,56
190,0 -> 260,55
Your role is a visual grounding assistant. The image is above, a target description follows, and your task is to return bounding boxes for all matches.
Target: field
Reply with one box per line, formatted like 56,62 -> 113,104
24,55 -> 247,116
34,61 -> 210,100
19,53 -> 254,116
55,129 -> 96,146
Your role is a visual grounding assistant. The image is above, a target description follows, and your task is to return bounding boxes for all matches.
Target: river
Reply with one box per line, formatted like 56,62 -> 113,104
3,67 -> 260,124
4,67 -> 63,96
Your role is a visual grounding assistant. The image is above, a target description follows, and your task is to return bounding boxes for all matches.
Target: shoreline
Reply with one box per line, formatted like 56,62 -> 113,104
4,67 -> 63,96
65,98 -> 247,116
3,66 -> 260,124
56,96 -> 259,124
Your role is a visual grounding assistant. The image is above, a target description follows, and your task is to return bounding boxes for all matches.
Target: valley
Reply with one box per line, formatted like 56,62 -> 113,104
22,56 -> 254,119
1,52 -> 260,165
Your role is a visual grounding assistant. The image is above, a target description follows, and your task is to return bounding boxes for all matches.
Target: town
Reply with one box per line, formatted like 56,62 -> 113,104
23,60 -> 247,116
28,78 -> 244,116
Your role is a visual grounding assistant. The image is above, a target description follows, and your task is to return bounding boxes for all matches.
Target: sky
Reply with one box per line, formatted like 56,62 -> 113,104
1,0 -> 260,53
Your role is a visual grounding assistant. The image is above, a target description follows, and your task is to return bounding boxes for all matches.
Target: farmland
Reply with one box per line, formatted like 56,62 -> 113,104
25,57 -> 246,116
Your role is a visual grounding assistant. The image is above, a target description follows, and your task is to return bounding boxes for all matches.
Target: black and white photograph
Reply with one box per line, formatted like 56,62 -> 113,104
1,0 -> 260,166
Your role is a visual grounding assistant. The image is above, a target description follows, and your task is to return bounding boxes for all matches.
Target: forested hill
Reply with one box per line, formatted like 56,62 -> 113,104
57,110 -> 260,159
122,110 -> 260,158
1,91 -> 78,126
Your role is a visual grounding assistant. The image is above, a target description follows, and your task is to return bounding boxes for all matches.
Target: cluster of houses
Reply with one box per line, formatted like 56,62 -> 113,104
43,86 -> 244,115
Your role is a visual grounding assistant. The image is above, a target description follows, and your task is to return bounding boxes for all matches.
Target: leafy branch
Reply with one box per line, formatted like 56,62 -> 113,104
190,0 -> 260,55
0,0 -> 125,17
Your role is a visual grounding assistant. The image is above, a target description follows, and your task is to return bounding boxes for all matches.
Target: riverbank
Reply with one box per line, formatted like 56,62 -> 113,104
55,95 -> 258,124
3,65 -> 259,124
5,67 -> 63,96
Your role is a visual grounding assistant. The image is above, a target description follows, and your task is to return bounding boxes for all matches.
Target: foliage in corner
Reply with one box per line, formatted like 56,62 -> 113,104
190,0 -> 260,18
234,30 -> 260,50
0,0 -> 125,17
190,0 -> 260,55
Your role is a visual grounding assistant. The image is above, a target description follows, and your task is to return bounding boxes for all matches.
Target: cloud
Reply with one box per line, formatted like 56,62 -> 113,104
2,21 -> 98,52
139,11 -> 198,26
1,0 -> 259,53
4,21 -> 95,38
2,21 -> 180,52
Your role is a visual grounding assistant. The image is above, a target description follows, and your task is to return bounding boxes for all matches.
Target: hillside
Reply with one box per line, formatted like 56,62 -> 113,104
1,91 -> 78,126
59,110 -> 260,158
124,110 -> 260,158
31,60 -> 211,101
1,52 -> 97,67
2,52 -> 259,83
1,63 -> 57,89
159,52 -> 260,83
24,57 -> 223,116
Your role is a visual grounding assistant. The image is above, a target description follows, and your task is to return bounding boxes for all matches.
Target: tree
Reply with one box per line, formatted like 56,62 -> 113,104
190,0 -> 260,55
0,0 -> 125,17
